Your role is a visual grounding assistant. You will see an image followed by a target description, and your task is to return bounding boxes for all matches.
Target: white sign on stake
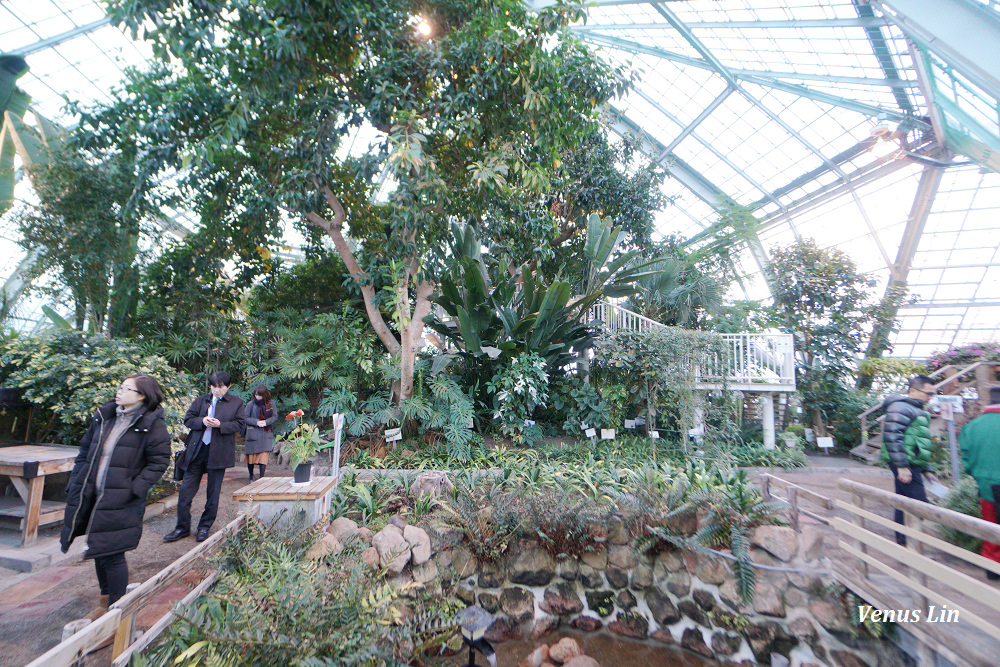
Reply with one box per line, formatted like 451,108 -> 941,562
524,419 -> 535,427
331,413 -> 345,482
650,430 -> 660,439
385,427 -> 402,442
816,436 -> 834,449
624,419 -> 636,429
585,428 -> 597,438
601,428 -> 616,440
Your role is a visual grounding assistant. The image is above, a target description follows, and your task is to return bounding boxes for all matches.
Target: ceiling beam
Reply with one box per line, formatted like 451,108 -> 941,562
9,18 -> 113,57
852,1 -> 916,113
574,18 -> 893,30
660,87 -> 732,157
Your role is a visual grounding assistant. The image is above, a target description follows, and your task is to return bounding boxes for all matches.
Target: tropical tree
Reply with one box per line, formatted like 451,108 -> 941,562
766,238 -> 884,436
89,0 -> 632,401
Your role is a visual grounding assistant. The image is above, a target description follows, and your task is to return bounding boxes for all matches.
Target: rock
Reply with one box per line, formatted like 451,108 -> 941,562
711,610 -> 743,633
608,545 -> 636,569
711,631 -> 742,656
361,546 -> 379,571
630,563 -> 653,591
328,516 -> 359,543
508,540 -> 557,586
789,616 -> 817,642
558,558 -> 579,581
479,592 -> 499,613
830,650 -> 870,667
751,526 -> 798,562
357,526 -> 374,545
665,571 -> 690,597
651,628 -> 675,645
451,547 -> 476,578
500,586 -> 535,623
718,580 -> 744,611
570,615 -> 603,632
581,548 -> 608,570
800,525 -> 824,562
549,637 -> 582,663
531,615 -> 559,639
681,628 -> 713,657
479,560 -> 505,588
305,534 -> 342,560
485,616 -> 521,642
678,599 -> 709,627
605,565 -> 628,589
607,515 -> 630,545
608,611 -> 648,639
585,590 -> 616,618
665,507 -> 698,536
753,583 -> 786,617
563,657 -> 600,667
691,555 -> 728,585
693,588 -> 716,611
388,515 -> 408,530
810,600 -> 850,632
456,585 -> 475,605
410,471 -> 454,498
645,588 -> 681,625
784,586 -> 808,608
615,589 -> 636,610
744,621 -> 793,662
425,518 -> 464,550
518,644 -> 549,667
411,559 -> 438,585
655,549 -> 685,573
539,582 -> 584,616
373,527 -> 411,574
403,525 -> 432,565
578,564 -> 603,588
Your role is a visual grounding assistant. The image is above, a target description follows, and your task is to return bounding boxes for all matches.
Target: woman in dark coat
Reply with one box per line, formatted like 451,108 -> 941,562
244,385 -> 277,480
60,374 -> 171,617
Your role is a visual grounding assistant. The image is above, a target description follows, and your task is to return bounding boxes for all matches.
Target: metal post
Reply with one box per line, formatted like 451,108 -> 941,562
947,417 -> 960,483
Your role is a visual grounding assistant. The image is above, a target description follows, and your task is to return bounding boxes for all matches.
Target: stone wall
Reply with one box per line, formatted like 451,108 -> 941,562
325,515 -> 879,666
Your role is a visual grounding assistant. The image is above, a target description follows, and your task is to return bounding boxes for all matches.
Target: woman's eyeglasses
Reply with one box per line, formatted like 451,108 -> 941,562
118,385 -> 141,394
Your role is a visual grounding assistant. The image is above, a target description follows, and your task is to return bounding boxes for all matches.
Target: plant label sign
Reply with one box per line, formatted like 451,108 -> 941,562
385,427 -> 402,443
624,419 -> 636,429
816,436 -> 834,449
524,419 -> 535,427
601,428 -> 615,440
584,428 -> 597,438
650,430 -> 660,439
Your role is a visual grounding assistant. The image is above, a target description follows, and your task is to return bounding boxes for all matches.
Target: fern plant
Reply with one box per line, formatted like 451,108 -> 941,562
134,517 -> 459,667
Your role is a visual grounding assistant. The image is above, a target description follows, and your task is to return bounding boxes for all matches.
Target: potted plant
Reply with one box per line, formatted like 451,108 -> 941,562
282,409 -> 322,484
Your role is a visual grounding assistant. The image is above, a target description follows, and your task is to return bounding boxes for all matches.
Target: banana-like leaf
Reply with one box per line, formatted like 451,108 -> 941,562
41,305 -> 72,330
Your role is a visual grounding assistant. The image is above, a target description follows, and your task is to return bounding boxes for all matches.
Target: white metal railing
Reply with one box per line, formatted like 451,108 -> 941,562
587,301 -> 796,387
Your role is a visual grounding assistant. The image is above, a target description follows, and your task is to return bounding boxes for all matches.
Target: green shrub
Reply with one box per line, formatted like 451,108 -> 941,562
0,330 -> 198,443
548,376 -> 611,434
935,475 -> 982,553
517,491 -> 613,558
486,352 -> 549,446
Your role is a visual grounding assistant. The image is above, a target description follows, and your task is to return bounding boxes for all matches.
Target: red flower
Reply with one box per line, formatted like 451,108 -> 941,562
285,409 -> 305,421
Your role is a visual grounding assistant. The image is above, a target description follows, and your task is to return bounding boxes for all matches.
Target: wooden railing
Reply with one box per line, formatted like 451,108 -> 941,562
834,479 -> 1000,641
26,506 -> 259,667
759,473 -> 835,532
587,301 -> 796,388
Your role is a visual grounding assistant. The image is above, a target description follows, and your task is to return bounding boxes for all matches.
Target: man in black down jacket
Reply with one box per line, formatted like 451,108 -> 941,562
881,374 -> 935,545
165,371 -> 245,543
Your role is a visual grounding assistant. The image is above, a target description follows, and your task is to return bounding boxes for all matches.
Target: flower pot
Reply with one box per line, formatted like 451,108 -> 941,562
293,461 -> 312,485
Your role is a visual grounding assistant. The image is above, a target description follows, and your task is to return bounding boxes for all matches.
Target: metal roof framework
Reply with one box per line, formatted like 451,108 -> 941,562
1,0 -> 999,358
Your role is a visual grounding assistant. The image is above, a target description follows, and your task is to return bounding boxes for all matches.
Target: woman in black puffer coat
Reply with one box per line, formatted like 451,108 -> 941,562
60,374 -> 171,616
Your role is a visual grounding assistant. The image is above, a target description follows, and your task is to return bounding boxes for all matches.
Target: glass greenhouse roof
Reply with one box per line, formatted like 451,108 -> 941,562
2,0 -> 999,360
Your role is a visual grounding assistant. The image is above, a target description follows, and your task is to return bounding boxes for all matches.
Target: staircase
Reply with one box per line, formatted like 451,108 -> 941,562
850,361 -> 1000,463
586,301 -> 796,391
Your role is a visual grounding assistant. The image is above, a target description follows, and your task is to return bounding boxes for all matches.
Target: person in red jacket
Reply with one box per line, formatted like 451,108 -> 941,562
960,386 -> 1000,579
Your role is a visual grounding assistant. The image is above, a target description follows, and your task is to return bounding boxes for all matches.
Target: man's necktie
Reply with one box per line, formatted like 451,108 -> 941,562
202,396 -> 219,445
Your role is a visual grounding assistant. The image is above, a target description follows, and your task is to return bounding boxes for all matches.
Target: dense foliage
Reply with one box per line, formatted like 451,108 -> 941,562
927,341 -> 1000,372
0,330 -> 197,442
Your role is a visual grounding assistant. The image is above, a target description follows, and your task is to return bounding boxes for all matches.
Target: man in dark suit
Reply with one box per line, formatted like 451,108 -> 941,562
165,371 -> 246,543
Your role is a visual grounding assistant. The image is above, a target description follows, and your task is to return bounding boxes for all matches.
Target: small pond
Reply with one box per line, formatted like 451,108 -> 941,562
438,629 -> 720,667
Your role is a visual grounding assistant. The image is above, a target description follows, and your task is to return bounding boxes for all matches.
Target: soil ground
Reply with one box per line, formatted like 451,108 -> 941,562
1,452 -> 997,666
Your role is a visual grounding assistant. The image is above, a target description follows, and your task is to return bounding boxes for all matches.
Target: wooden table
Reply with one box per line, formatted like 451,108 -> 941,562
0,444 -> 77,546
232,476 -> 339,528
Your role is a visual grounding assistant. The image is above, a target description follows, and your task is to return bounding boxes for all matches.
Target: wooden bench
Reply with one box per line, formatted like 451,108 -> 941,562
232,476 -> 338,527
0,444 -> 77,546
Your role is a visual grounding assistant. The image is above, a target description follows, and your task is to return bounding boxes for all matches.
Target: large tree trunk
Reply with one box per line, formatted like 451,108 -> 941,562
305,187 -> 434,402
